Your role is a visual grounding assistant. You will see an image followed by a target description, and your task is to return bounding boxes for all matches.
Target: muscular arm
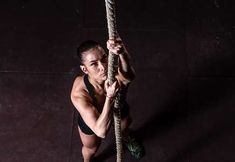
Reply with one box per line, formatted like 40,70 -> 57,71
71,90 -> 113,138
107,39 -> 136,84
70,78 -> 116,138
118,50 -> 136,83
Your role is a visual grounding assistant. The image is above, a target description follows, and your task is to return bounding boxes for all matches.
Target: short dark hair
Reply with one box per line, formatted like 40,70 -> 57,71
77,40 -> 100,64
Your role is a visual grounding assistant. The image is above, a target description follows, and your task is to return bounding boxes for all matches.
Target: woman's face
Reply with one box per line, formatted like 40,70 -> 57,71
80,46 -> 108,82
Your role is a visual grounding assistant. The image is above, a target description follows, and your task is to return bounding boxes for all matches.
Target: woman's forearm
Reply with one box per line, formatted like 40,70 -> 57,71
94,97 -> 113,138
119,52 -> 136,80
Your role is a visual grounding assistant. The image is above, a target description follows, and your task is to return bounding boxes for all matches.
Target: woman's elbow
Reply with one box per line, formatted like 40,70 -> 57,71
95,130 -> 107,139
97,133 -> 106,139
93,125 -> 109,138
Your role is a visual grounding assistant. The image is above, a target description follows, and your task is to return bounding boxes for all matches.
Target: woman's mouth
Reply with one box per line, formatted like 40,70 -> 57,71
100,73 -> 107,77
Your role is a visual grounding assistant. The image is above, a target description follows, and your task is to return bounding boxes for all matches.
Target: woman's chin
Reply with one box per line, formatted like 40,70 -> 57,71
102,75 -> 107,80
97,74 -> 107,82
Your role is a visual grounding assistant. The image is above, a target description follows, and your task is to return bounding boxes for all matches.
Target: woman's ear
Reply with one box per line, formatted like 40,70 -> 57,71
80,65 -> 88,74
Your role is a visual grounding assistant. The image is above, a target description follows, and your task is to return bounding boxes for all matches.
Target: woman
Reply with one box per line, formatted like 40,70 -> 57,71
70,38 -> 143,162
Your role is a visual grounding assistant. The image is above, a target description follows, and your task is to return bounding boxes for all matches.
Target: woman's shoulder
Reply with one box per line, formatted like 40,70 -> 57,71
74,75 -> 83,84
71,76 -> 93,111
71,75 -> 87,96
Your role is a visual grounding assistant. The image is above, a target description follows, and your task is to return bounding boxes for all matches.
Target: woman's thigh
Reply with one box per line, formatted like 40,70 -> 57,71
78,127 -> 101,148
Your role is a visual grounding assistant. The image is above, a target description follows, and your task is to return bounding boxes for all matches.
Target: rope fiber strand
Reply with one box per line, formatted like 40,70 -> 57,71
105,0 -> 123,162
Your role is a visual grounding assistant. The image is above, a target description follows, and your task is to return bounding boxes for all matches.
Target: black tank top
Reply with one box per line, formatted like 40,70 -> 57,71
77,74 -> 130,135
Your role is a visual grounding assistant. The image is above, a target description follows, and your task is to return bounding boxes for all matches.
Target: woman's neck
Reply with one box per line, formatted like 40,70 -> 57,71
87,75 -> 104,91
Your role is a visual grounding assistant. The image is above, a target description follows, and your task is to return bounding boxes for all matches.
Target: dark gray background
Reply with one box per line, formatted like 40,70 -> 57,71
0,0 -> 235,161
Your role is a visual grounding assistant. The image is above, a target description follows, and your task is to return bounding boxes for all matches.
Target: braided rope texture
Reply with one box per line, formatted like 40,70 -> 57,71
105,0 -> 123,161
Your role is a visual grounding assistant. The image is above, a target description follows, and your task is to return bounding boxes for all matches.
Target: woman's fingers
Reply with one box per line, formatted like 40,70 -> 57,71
105,80 -> 119,98
112,81 -> 117,89
107,39 -> 124,55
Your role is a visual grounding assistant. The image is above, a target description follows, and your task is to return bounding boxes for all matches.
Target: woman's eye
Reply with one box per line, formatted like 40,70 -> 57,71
91,63 -> 97,66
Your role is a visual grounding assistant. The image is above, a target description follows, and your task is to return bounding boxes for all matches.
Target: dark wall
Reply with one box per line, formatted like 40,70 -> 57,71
0,0 -> 234,162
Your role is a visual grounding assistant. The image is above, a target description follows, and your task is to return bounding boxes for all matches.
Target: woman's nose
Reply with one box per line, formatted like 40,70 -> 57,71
99,62 -> 106,71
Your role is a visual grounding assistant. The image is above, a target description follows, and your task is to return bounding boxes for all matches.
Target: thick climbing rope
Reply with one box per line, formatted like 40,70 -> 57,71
105,0 -> 123,162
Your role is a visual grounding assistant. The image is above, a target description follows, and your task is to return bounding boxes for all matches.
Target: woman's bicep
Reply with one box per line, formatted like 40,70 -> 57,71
73,96 -> 100,133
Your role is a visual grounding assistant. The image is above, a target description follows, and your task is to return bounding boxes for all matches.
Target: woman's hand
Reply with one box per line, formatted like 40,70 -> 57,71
107,38 -> 126,55
104,80 -> 119,99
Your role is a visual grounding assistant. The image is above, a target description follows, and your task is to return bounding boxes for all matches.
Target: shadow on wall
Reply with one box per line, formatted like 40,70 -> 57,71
133,55 -> 235,161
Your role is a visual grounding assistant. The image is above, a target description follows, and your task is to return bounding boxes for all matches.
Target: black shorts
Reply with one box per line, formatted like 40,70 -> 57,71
77,101 -> 130,135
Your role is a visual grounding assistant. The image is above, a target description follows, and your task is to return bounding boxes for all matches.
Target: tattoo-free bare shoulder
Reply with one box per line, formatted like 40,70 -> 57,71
70,75 -> 95,114
71,76 -> 90,100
